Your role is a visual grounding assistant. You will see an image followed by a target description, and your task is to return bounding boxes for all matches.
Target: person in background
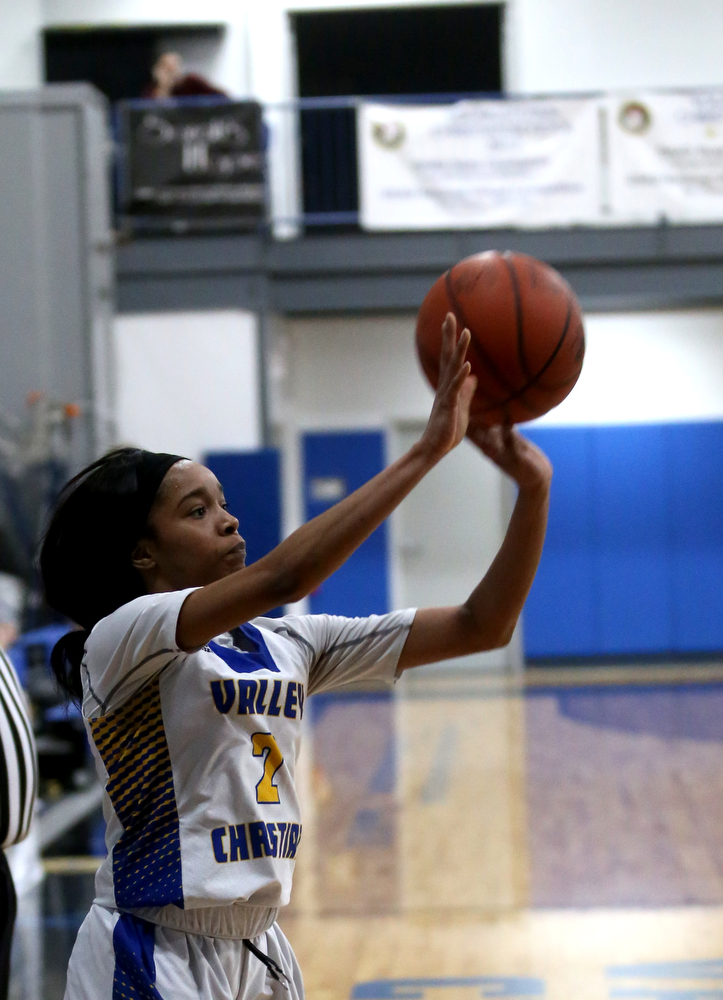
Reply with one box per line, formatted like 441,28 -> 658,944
0,640 -> 37,1000
144,52 -> 228,99
0,559 -> 39,1000
0,572 -> 23,649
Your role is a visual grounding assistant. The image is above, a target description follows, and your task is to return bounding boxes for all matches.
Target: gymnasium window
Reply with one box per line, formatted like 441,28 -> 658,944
292,4 -> 504,224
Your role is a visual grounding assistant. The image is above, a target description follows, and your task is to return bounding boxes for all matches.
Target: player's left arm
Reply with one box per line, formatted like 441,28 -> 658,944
397,423 -> 552,671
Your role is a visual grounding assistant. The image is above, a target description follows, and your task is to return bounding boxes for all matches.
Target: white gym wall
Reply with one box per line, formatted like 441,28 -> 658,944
113,310 -> 260,461
506,0 -> 723,93
0,1 -> 42,90
535,308 -> 723,427
35,0 -> 723,102
271,306 -> 723,457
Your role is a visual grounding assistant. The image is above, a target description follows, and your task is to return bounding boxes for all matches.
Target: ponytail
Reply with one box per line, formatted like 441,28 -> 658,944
50,629 -> 88,702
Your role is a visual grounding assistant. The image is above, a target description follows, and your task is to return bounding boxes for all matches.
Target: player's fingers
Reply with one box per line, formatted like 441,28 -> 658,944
434,317 -> 455,393
458,374 -> 477,418
439,313 -> 457,371
436,331 -> 469,402
453,326 -> 470,362
452,375 -> 477,445
460,373 -> 477,405
445,360 -> 472,399
442,327 -> 471,388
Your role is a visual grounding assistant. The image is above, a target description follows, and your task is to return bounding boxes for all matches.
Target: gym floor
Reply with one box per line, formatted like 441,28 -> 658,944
20,663 -> 723,1000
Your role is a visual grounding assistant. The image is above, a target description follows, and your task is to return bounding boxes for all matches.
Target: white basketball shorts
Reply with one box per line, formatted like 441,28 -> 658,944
63,904 -> 304,1000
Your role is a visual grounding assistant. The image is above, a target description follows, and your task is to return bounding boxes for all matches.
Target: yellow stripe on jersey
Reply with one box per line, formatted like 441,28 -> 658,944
90,676 -> 183,909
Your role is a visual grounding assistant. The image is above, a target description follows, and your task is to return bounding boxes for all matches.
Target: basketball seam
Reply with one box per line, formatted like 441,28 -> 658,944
477,298 -> 576,414
416,335 -> 504,408
502,252 -> 530,382
444,268 -> 517,399
534,369 -> 583,392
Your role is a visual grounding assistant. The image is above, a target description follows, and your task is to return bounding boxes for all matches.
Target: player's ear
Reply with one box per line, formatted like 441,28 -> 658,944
131,537 -> 157,572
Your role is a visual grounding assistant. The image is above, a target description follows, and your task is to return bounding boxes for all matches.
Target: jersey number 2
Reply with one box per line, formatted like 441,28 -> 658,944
252,732 -> 284,804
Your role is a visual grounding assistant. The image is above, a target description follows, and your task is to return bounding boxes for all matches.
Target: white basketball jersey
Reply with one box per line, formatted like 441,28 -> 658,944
81,589 -> 414,913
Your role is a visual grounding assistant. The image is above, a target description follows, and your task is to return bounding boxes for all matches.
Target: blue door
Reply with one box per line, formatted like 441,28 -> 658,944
521,427 -> 597,657
669,422 -> 723,651
594,424 -> 674,654
303,430 -> 389,617
205,449 -> 283,616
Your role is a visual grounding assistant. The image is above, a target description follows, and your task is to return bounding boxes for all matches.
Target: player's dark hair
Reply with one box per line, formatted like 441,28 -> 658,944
40,447 -> 184,701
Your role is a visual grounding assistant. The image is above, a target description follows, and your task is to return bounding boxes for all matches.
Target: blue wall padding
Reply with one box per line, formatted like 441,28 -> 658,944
303,430 -> 388,617
205,449 -> 283,616
669,423 -> 723,650
523,421 -> 723,658
523,428 -> 597,655
594,425 -> 673,654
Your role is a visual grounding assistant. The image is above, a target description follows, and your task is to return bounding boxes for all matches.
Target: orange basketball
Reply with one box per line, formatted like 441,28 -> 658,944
416,250 -> 585,425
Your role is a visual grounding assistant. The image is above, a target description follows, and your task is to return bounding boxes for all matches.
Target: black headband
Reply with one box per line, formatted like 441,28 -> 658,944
133,450 -> 186,538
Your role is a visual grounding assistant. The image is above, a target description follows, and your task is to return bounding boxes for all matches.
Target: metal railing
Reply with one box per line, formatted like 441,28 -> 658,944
270,93 -> 504,236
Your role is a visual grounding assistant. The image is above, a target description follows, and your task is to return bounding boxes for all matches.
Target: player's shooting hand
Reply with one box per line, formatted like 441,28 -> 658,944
467,422 -> 552,492
419,313 -> 478,462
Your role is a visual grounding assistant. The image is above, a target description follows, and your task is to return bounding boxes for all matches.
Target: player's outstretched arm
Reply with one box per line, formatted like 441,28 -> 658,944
397,423 -> 552,671
177,315 -> 477,650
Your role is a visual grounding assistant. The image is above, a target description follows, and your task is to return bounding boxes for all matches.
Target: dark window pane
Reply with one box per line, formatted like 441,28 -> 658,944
294,5 -> 502,98
294,5 -> 502,220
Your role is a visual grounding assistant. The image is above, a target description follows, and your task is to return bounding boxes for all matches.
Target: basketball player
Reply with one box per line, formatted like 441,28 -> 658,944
39,316 -> 551,1000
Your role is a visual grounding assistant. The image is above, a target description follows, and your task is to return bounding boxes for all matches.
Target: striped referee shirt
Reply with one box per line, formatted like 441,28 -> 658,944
0,647 -> 36,847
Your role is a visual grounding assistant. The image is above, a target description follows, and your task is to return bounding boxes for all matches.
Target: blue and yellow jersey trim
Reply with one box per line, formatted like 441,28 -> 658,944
91,676 -> 184,910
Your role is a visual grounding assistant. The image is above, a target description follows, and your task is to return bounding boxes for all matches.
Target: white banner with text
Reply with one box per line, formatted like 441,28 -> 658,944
358,90 -> 723,230
358,98 -> 603,231
606,90 -> 723,224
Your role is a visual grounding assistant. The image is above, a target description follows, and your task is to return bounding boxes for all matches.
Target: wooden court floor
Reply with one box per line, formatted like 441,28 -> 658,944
24,665 -> 723,999
282,665 -> 723,1000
